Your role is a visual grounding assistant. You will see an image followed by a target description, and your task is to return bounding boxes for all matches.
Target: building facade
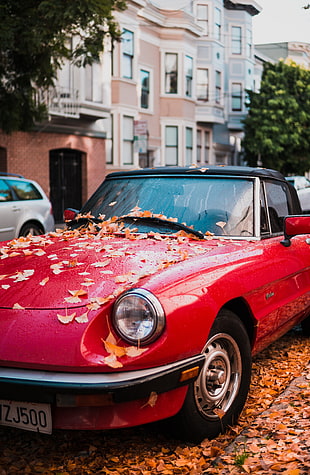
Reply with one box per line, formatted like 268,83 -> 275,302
0,0 -> 262,222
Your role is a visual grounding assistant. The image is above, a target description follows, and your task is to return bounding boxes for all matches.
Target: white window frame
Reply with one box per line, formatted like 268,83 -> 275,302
196,3 -> 208,35
215,70 -> 222,105
231,82 -> 243,112
165,125 -> 179,166
196,128 -> 211,165
197,67 -> 209,101
140,68 -> 152,111
214,7 -> 221,41
164,52 -> 178,95
246,29 -> 252,58
122,115 -> 135,165
185,55 -> 193,98
232,26 -> 242,55
185,127 -> 193,165
122,29 -> 134,79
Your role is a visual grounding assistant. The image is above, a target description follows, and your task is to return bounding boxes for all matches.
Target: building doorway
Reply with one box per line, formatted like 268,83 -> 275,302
0,147 -> 7,172
49,149 -> 84,223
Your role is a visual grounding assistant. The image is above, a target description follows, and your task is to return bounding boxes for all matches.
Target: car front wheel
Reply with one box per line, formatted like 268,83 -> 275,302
171,309 -> 252,443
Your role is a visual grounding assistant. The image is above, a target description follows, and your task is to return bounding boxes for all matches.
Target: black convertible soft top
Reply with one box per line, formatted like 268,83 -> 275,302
107,165 -> 286,182
105,165 -> 301,214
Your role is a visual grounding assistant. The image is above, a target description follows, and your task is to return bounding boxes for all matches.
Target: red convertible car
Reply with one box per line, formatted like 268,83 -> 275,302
0,166 -> 309,442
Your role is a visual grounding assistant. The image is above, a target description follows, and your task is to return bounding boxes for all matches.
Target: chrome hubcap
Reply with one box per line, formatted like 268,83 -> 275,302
194,333 -> 242,419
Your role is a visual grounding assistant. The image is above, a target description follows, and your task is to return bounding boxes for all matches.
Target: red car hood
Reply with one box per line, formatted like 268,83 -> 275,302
0,231 -> 256,370
0,231 -> 219,310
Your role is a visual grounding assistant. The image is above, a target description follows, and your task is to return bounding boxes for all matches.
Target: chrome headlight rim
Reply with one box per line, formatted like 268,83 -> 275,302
112,288 -> 165,346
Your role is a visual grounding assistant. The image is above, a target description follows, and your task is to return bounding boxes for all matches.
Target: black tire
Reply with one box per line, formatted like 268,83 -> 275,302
171,310 -> 252,443
301,315 -> 310,336
19,222 -> 44,237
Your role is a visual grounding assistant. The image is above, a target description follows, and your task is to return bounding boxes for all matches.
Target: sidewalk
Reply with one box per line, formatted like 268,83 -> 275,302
208,362 -> 310,474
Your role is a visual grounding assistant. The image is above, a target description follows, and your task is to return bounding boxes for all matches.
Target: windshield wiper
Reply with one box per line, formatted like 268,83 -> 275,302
117,216 -> 205,239
66,216 -> 104,230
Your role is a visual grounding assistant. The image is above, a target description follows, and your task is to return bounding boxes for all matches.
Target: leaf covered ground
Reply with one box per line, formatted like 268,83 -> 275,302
0,328 -> 309,475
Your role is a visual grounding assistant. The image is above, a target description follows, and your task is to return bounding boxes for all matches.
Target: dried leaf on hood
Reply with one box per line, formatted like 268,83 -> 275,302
91,260 -> 111,268
50,263 -> 64,274
34,249 -> 46,256
75,312 -> 89,323
125,346 -> 148,357
57,312 -> 76,324
13,303 -> 25,310
64,289 -> 88,304
102,354 -> 123,368
10,270 -> 34,282
102,339 -> 127,358
40,277 -> 49,286
81,278 -> 95,287
106,331 -> 117,345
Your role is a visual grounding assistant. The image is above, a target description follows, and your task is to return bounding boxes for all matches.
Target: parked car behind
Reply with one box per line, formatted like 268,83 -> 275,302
0,173 -> 55,241
286,176 -> 310,213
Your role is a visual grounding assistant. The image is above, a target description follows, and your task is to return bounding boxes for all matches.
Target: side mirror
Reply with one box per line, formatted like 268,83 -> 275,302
63,208 -> 79,222
281,215 -> 310,247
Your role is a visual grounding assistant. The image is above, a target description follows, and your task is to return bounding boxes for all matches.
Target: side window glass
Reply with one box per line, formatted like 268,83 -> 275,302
260,183 -> 268,235
0,179 -> 13,201
265,181 -> 289,234
7,180 -> 42,200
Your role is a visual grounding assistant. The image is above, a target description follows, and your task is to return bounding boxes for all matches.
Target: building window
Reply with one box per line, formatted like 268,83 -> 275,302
186,127 -> 193,165
123,116 -> 134,165
204,131 -> 210,163
196,130 -> 202,163
246,29 -> 252,57
215,71 -> 221,104
165,53 -> 178,94
140,69 -> 150,109
197,4 -> 208,35
122,29 -> 134,79
185,56 -> 193,97
232,26 -> 242,55
196,129 -> 210,164
214,7 -> 221,41
165,126 -> 178,165
85,62 -> 102,102
197,68 -> 209,101
232,83 -> 242,111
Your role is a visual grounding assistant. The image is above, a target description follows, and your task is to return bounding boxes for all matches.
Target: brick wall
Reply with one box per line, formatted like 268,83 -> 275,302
0,131 -> 106,200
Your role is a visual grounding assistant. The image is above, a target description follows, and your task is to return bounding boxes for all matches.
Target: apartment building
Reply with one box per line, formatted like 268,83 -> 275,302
0,0 -> 261,222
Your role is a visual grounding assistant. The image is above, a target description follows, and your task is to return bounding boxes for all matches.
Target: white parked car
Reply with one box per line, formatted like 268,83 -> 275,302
286,176 -> 310,213
0,173 -> 55,241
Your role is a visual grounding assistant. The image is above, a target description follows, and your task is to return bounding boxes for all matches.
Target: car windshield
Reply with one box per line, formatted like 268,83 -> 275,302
81,176 -> 254,237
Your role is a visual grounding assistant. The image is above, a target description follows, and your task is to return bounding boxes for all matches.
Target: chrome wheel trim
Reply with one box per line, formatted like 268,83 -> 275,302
194,332 -> 242,420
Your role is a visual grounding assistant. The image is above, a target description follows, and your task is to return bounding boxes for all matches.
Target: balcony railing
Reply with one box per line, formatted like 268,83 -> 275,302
37,87 -> 80,118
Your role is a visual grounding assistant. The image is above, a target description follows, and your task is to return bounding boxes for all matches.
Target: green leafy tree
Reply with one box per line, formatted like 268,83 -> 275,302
0,0 -> 126,133
242,61 -> 310,175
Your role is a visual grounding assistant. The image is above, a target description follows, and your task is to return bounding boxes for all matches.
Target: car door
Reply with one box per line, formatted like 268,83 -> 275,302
259,180 -> 310,340
0,179 -> 19,241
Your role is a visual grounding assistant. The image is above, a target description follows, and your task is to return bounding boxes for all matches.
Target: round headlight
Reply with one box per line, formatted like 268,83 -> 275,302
112,289 -> 165,345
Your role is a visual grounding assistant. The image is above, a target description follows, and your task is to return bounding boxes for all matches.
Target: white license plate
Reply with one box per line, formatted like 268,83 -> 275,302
0,399 -> 52,434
